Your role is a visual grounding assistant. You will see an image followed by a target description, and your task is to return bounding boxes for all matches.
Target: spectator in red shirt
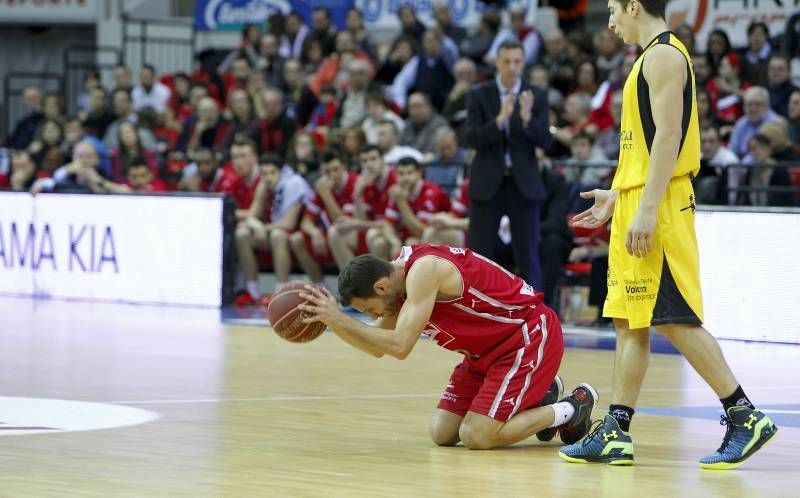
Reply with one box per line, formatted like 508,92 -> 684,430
256,88 -> 296,157
289,149 -> 358,281
384,156 -> 451,245
706,53 -> 750,124
553,92 -> 594,149
100,159 -> 166,193
310,30 -> 375,96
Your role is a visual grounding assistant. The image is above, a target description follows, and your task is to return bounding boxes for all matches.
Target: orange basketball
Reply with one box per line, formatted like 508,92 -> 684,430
267,282 -> 326,343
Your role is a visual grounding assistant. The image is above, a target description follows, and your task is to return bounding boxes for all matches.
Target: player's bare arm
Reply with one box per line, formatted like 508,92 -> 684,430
246,177 -> 270,221
394,196 -> 426,237
627,44 -> 686,258
269,202 -> 304,232
298,257 -> 455,359
316,186 -> 345,222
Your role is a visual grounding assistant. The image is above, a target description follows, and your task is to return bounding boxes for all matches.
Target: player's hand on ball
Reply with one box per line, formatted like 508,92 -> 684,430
298,285 -> 340,326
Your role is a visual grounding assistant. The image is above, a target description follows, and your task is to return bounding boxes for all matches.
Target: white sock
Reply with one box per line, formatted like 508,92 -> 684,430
548,401 -> 576,428
273,281 -> 286,294
246,281 -> 261,299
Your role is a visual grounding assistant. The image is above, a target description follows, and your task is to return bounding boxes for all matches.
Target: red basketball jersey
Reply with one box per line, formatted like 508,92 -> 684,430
385,180 -> 451,226
450,180 -> 469,218
398,244 -> 544,359
304,171 -> 358,228
360,168 -> 397,220
201,167 -> 244,198
234,169 -> 261,210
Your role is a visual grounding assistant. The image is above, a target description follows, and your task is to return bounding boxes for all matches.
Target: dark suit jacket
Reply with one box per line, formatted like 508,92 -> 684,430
465,81 -> 552,202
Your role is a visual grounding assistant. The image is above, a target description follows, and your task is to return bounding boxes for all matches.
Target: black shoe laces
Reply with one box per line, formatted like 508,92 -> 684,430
716,414 -> 735,453
582,420 -> 606,447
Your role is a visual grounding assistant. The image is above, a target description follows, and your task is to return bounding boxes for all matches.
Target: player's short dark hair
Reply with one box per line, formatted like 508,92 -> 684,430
700,123 -> 720,135
319,84 -> 337,96
193,147 -> 217,163
377,119 -> 399,134
359,144 -> 382,157
747,22 -> 769,38
397,156 -> 421,170
260,153 -> 283,168
321,149 -> 342,164
338,254 -> 395,306
232,135 -> 258,154
619,0 -> 666,19
750,133 -> 771,148
141,63 -> 156,74
497,39 -> 524,54
571,131 -> 593,144
233,55 -> 252,67
367,90 -> 386,106
112,87 -> 131,100
312,6 -> 331,18
127,158 -> 150,171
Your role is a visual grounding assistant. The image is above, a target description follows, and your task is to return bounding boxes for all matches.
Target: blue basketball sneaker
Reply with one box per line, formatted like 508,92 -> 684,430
699,406 -> 778,470
535,375 -> 564,442
559,414 -> 635,465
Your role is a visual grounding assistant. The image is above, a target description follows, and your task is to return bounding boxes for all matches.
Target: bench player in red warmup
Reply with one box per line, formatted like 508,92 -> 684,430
299,244 -> 598,449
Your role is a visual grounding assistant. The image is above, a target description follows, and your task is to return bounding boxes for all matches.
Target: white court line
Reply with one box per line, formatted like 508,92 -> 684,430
109,386 -> 800,405
110,393 -> 442,405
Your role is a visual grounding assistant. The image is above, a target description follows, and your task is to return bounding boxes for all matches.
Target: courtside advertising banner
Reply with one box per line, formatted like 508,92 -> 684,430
696,210 -> 800,344
356,0 -> 538,31
0,0 -> 99,24
667,0 -> 796,47
0,193 -> 224,307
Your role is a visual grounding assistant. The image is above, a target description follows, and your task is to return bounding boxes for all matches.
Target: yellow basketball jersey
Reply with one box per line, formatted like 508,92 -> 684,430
612,31 -> 701,191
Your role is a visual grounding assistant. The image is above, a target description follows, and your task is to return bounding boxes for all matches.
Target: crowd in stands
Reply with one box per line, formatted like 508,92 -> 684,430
1,5 -> 799,309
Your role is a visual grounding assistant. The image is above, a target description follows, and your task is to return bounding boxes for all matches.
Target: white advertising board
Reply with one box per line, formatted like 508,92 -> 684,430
697,209 -> 800,344
0,193 -> 224,307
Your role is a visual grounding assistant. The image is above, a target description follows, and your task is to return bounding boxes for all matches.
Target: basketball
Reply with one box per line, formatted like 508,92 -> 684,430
267,282 -> 326,343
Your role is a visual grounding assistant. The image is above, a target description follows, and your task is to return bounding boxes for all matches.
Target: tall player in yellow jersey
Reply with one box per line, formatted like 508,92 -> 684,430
559,0 -> 777,469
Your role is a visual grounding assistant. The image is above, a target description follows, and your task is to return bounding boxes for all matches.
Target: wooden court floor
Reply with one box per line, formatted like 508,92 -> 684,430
0,297 -> 798,497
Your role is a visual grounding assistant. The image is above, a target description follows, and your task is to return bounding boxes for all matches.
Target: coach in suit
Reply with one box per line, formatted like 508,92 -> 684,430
465,40 -> 552,287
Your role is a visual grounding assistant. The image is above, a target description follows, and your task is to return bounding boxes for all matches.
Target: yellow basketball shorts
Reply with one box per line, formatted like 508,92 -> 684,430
603,175 -> 704,329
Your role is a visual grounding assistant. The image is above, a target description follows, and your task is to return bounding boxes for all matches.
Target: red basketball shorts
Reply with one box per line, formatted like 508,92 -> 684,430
300,231 -> 334,265
437,307 -> 564,422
